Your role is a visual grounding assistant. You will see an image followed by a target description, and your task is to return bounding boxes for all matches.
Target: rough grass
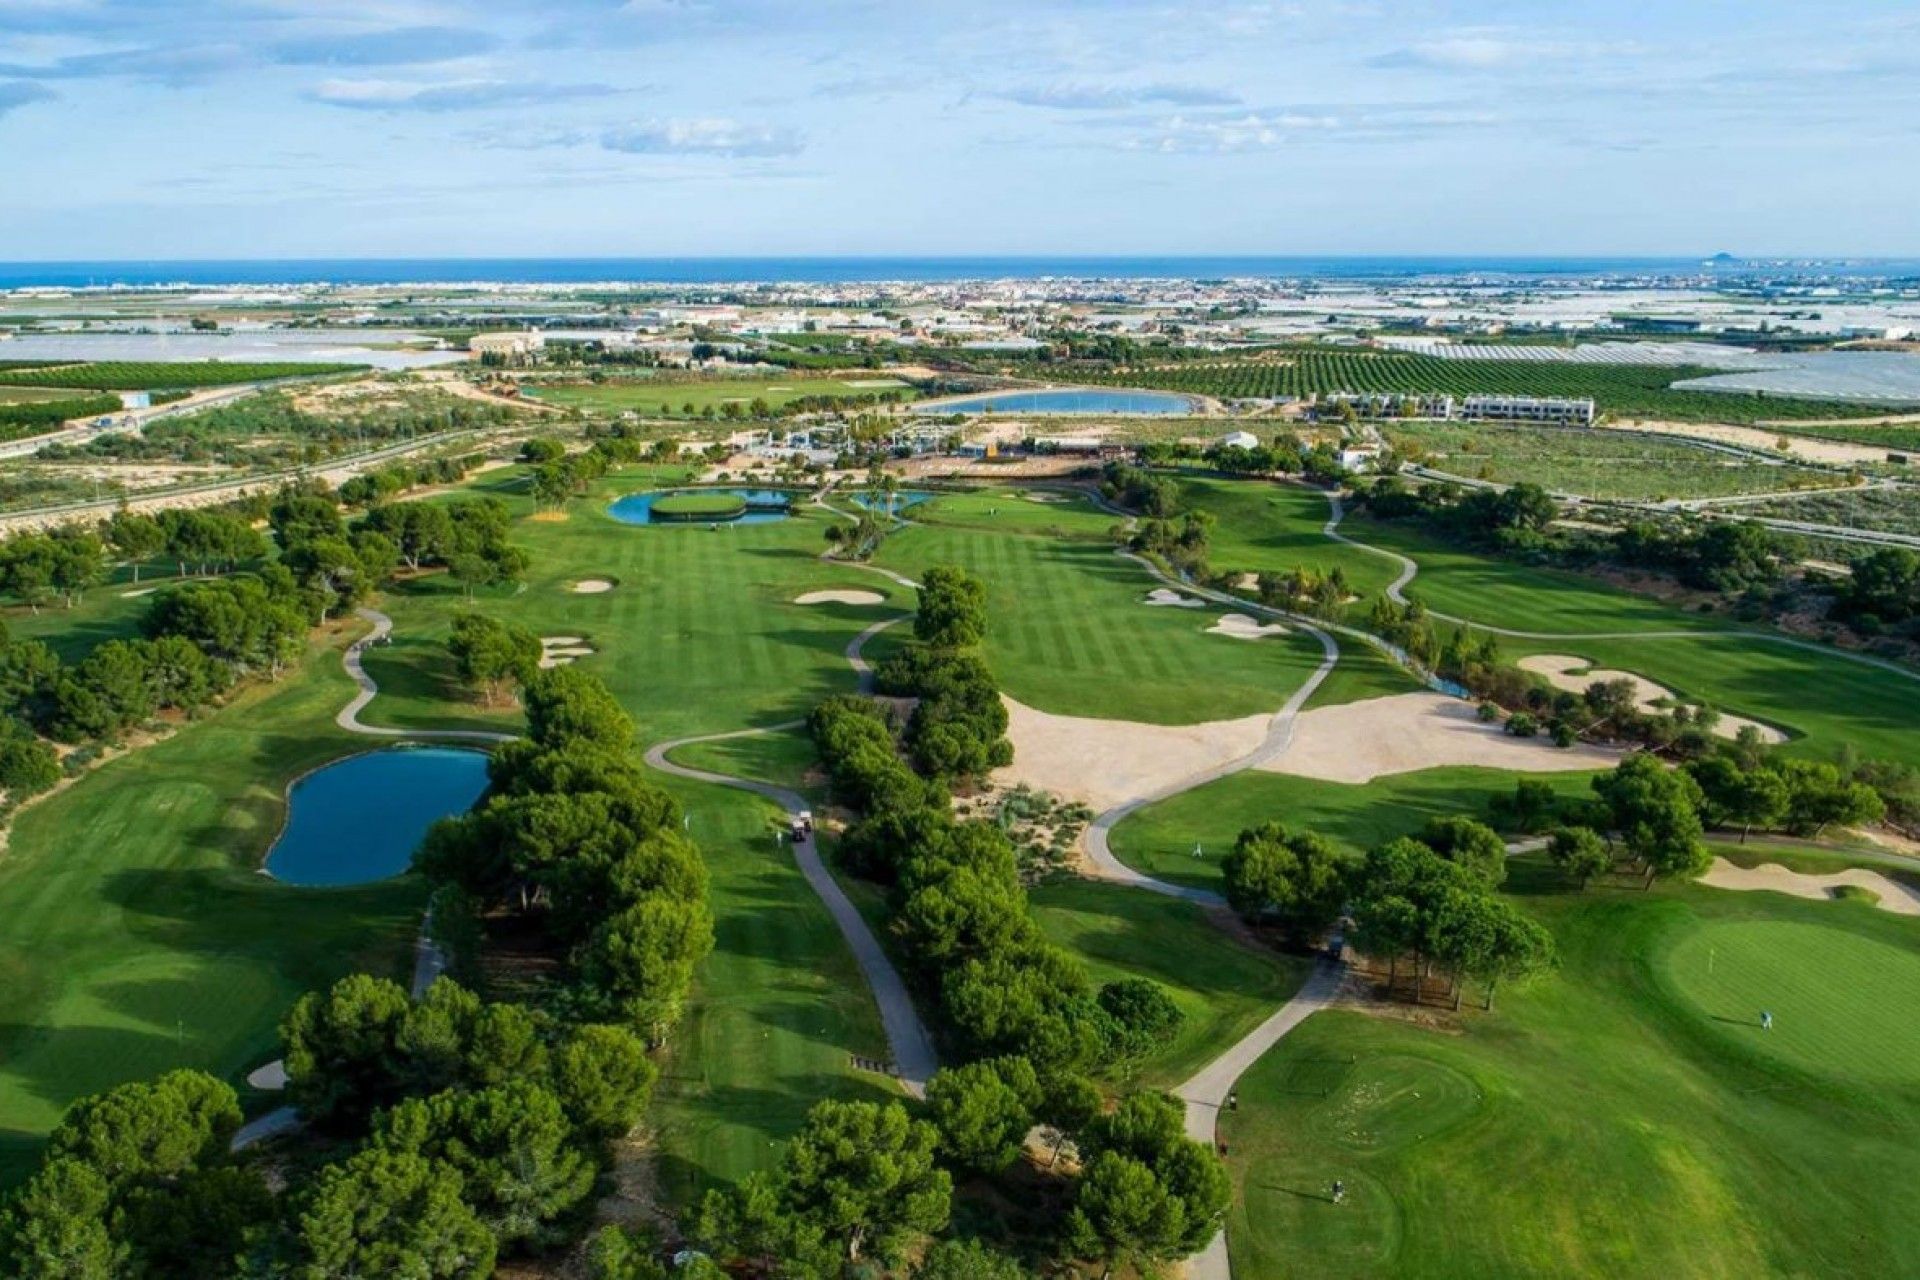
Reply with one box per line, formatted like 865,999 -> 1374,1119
525,376 -> 915,417
1220,865 -> 1920,1278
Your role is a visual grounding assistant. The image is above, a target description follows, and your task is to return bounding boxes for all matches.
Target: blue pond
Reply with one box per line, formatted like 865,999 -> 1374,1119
850,489 -> 933,515
607,487 -> 795,525
265,747 -> 490,887
928,388 -> 1196,415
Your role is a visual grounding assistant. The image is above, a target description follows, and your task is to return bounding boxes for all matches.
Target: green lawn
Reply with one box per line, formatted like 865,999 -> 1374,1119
1219,864 -> 1920,1278
1027,878 -> 1307,1088
0,645 -> 422,1184
1110,767 -> 1602,892
361,465 -> 916,742
874,518 -> 1336,724
670,727 -> 822,798
648,775 -> 898,1203
524,376 -> 916,417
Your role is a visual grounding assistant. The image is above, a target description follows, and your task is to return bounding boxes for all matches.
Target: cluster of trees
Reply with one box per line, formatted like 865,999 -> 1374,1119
1097,460 -> 1179,518
801,568 -> 1226,1275
336,453 -> 485,509
522,433 -> 663,511
359,495 -> 527,594
871,567 -> 1012,782
1253,564 -> 1353,619
1096,462 -> 1218,576
0,978 -> 660,1276
415,666 -> 714,1041
266,487 -> 401,622
1838,546 -> 1920,632
447,611 -> 543,706
1223,815 -> 1552,1010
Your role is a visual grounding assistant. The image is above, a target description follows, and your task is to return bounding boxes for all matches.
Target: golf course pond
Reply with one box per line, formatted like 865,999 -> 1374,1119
928,387 -> 1198,414
850,489 -> 934,514
263,747 -> 491,887
608,487 -> 796,525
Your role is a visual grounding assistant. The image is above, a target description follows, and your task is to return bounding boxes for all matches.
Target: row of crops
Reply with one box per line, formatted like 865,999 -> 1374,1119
1072,349 -> 1899,423
0,360 -> 359,391
0,395 -> 123,442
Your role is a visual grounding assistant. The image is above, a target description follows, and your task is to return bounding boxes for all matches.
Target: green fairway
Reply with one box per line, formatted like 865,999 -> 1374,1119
1027,878 -> 1308,1088
0,646 -> 421,1184
1218,869 -> 1920,1279
648,775 -> 898,1202
1110,766 -> 1602,891
875,518 -> 1336,723
524,376 -> 916,417
360,465 -> 916,741
1661,920 -> 1920,1084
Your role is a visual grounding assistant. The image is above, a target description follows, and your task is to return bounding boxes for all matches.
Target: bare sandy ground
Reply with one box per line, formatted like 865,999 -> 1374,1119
1258,691 -> 1618,784
794,589 -> 886,605
993,696 -> 1271,811
1701,858 -> 1920,916
1608,418 -> 1893,466
570,578 -> 615,594
539,635 -> 595,669
1207,613 -> 1290,640
996,690 -> 1612,807
1144,588 -> 1205,608
1518,654 -> 1788,744
1025,491 -> 1070,503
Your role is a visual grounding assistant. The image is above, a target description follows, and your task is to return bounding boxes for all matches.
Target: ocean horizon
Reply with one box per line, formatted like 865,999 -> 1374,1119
5,255 -> 1920,289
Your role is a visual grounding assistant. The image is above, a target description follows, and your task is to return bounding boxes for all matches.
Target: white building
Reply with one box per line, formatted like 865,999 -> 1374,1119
1218,430 -> 1261,450
468,330 -> 544,359
1459,395 -> 1596,426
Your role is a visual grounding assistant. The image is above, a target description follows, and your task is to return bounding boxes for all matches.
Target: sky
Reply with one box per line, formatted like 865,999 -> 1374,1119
1,0 -> 1917,260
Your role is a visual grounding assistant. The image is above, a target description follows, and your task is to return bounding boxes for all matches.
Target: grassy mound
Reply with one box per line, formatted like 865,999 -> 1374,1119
652,492 -> 749,520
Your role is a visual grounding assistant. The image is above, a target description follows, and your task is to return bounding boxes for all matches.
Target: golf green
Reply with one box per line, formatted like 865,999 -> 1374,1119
1661,920 -> 1920,1084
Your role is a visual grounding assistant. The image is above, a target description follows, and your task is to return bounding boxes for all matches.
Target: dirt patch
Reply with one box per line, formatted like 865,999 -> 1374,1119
1608,418 -> 1896,466
1517,654 -> 1788,744
1207,613 -> 1289,640
1701,858 -> 1920,916
569,578 -> 616,594
1143,588 -> 1205,609
528,511 -> 570,523
994,696 -> 1270,811
1025,491 -> 1069,503
794,589 -> 886,606
1261,691 -> 1618,784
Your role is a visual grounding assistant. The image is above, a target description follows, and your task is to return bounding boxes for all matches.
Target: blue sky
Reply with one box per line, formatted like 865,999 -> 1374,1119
0,0 -> 1916,259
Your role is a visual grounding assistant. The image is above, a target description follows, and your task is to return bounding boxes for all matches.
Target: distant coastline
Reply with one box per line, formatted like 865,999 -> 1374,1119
5,255 -> 1920,289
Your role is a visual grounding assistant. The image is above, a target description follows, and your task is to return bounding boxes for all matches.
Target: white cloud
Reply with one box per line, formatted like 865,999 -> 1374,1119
600,116 -> 802,157
1129,106 -> 1497,152
1371,33 -> 1639,71
1005,81 -> 1240,110
306,77 -> 615,111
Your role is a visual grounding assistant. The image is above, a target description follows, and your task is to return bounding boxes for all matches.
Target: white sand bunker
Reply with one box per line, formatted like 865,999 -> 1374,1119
539,635 -> 595,669
994,696 -> 1271,812
247,1060 -> 288,1091
1517,654 -> 1787,744
1208,613 -> 1289,641
1144,588 -> 1205,609
1025,491 -> 1069,503
794,589 -> 886,606
1701,858 -> 1920,916
1259,691 -> 1618,785
120,586 -> 157,598
570,578 -> 616,594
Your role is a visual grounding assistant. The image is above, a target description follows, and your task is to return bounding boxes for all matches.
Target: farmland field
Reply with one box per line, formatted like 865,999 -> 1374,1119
1383,421 -> 1848,500
0,360 -> 358,390
524,375 -> 917,417
1740,485 -> 1920,538
1072,349 -> 1900,423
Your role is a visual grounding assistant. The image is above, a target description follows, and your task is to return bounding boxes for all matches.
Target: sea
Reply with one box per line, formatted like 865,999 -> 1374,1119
4,256 -> 1920,289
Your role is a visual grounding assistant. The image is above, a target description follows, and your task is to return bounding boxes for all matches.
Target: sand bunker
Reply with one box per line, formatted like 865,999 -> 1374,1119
119,586 -> 156,598
794,589 -> 886,606
1025,491 -> 1069,503
246,1060 -> 288,1091
1208,613 -> 1290,640
1701,858 -> 1920,916
993,696 -> 1271,812
539,635 -> 595,669
570,578 -> 615,594
1518,654 -> 1787,744
1144,588 -> 1205,609
1258,691 -> 1618,785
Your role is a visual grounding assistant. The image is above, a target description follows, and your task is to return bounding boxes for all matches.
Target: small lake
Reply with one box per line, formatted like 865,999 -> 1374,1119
849,489 -> 934,514
608,487 -> 795,525
264,747 -> 491,887
925,388 -> 1198,415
